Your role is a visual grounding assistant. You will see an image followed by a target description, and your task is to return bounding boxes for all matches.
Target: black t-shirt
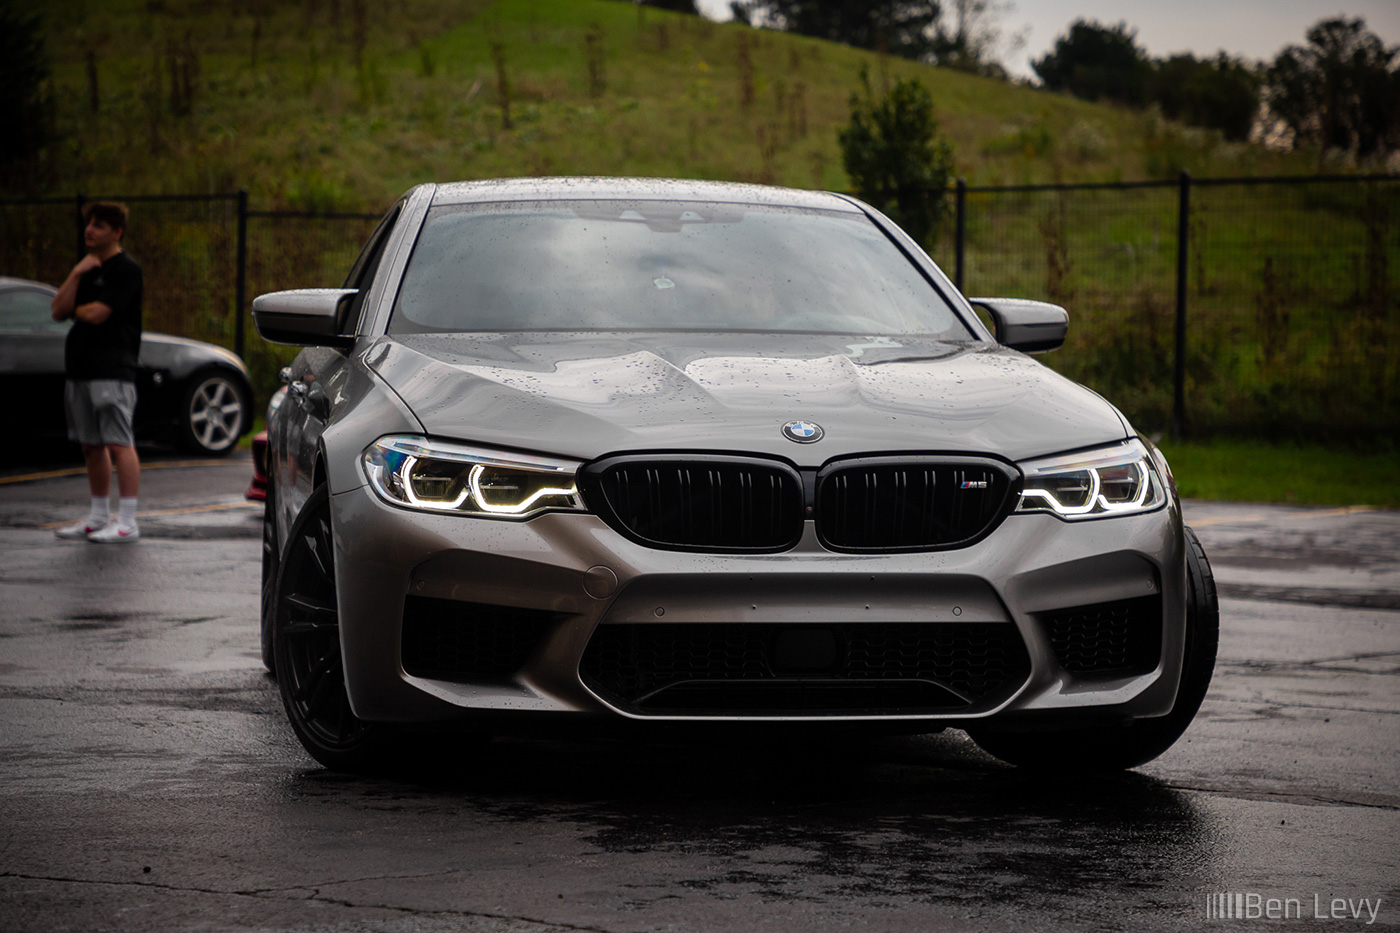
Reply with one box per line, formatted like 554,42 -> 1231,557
64,252 -> 144,382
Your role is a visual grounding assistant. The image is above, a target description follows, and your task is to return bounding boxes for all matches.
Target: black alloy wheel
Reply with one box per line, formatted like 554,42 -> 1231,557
272,484 -> 390,770
178,370 -> 248,455
968,525 -> 1220,772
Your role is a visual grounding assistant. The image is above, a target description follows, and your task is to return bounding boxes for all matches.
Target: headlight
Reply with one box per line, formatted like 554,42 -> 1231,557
362,435 -> 586,519
1016,439 -> 1166,520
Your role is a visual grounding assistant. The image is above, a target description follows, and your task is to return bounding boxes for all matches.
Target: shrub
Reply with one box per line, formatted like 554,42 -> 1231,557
838,69 -> 954,247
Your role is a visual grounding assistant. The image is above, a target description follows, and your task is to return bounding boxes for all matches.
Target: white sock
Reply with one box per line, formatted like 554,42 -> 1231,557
88,496 -> 109,527
118,497 -> 138,527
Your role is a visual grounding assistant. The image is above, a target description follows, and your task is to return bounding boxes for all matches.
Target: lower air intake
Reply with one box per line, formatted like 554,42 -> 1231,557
401,595 -> 561,682
579,622 -> 1030,716
1041,595 -> 1162,677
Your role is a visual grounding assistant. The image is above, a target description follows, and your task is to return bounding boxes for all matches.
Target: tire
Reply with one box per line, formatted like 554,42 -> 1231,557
177,369 -> 249,455
260,471 -> 278,675
272,484 -> 393,771
968,526 -> 1219,772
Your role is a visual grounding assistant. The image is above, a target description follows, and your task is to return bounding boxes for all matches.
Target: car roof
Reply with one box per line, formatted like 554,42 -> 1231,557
0,276 -> 55,293
427,177 -> 863,212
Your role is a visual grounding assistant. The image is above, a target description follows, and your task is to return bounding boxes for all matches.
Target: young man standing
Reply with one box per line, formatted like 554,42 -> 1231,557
50,201 -> 144,543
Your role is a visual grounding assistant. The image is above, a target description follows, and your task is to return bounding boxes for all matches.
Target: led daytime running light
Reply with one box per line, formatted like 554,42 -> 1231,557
1016,440 -> 1164,520
363,436 -> 585,519
468,464 -> 579,515
1019,461 -> 1152,515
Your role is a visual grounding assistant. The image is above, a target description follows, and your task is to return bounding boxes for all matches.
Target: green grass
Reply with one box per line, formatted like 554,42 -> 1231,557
1158,439 -> 1400,508
27,0 -> 1328,206
19,0 -> 1394,446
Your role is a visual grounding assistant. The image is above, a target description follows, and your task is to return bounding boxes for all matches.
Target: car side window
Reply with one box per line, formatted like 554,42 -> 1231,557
339,205 -> 403,335
0,288 -> 69,335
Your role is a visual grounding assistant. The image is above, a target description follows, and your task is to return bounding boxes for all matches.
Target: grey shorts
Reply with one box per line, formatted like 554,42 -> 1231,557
65,379 -> 137,448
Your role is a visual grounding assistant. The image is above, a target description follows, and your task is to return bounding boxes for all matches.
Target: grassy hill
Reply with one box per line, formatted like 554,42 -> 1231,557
31,0 -> 1323,207
19,0 -> 1397,488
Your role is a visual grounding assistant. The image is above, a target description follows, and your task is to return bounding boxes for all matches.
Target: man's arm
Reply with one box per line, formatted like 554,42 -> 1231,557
51,255 -> 101,321
75,301 -> 114,325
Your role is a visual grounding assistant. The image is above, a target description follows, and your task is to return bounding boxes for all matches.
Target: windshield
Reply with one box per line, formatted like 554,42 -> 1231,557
388,200 -> 972,338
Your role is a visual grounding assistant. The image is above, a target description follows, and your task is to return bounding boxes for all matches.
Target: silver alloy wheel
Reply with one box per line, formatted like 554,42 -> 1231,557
182,372 -> 245,454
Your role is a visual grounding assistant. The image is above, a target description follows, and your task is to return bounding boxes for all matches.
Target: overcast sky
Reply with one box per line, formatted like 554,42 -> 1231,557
691,0 -> 1400,79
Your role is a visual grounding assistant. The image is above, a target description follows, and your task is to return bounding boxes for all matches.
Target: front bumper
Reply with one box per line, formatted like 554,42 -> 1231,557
331,481 -> 1186,725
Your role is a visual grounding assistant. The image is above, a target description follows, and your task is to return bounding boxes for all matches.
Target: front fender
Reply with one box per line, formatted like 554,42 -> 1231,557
320,341 -> 425,497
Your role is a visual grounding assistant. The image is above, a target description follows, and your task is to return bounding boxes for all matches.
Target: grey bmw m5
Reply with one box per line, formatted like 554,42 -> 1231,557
254,178 -> 1217,773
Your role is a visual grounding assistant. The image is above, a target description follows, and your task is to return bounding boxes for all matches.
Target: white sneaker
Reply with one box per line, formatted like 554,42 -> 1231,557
56,520 -> 107,540
88,522 -> 139,543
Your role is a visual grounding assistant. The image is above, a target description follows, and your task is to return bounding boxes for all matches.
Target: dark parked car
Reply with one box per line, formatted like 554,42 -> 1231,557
255,178 -> 1218,774
0,276 -> 254,456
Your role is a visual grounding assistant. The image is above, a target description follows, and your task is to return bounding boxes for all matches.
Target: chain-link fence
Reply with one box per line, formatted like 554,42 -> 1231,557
0,194 -> 380,414
3,177 -> 1396,440
241,210 -> 382,394
933,174 -> 1399,441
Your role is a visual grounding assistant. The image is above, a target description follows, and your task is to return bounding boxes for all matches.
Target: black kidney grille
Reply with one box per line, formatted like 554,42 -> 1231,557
1041,595 -> 1162,677
579,622 -> 1030,715
401,595 -> 561,682
594,461 -> 802,550
817,463 -> 1012,550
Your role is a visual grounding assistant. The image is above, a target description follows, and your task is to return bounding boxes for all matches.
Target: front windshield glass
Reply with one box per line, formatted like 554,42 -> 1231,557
388,200 -> 973,338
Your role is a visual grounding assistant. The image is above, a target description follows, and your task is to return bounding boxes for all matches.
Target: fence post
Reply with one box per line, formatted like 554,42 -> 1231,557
1173,171 -> 1190,441
74,193 -> 87,261
235,189 -> 248,360
954,177 -> 967,291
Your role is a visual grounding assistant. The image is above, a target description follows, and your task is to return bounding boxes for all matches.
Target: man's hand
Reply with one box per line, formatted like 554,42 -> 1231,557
52,254 -> 101,321
72,254 -> 102,276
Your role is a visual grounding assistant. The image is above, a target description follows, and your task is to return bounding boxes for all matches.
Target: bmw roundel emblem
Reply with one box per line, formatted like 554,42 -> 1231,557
782,420 -> 824,443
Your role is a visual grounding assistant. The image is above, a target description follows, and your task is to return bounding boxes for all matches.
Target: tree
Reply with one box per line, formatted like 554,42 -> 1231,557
1266,17 -> 1399,157
731,1 -> 943,62
637,0 -> 698,13
731,0 -> 1018,76
1032,19 -> 1150,107
0,0 -> 51,185
839,71 -> 955,247
1151,53 -> 1261,142
937,0 -> 1023,79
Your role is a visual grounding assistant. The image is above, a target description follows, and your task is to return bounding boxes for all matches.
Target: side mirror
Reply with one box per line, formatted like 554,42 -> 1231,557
252,289 -> 357,348
968,298 -> 1068,353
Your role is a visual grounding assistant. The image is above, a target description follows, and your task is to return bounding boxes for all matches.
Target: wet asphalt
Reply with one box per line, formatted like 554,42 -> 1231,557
0,454 -> 1396,932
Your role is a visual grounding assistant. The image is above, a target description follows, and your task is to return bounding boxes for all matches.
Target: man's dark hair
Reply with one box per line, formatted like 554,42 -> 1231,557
83,201 -> 129,235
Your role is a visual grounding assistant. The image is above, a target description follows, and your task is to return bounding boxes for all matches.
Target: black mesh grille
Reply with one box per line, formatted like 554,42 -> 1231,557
401,595 -> 560,682
1041,595 -> 1162,677
579,622 -> 1030,715
588,459 -> 803,551
817,461 -> 1015,550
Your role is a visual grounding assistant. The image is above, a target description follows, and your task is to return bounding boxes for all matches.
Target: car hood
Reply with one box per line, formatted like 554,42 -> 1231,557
364,333 -> 1128,464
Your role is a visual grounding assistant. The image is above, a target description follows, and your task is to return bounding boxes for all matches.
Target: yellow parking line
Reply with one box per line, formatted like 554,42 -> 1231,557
1189,513 -> 1266,527
38,500 -> 259,530
1305,505 -> 1380,518
0,459 -> 236,486
1190,505 -> 1379,527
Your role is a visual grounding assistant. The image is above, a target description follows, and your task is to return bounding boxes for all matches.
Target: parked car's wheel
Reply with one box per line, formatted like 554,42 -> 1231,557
260,470 -> 278,675
178,369 -> 248,455
968,526 -> 1219,772
272,484 -> 392,770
